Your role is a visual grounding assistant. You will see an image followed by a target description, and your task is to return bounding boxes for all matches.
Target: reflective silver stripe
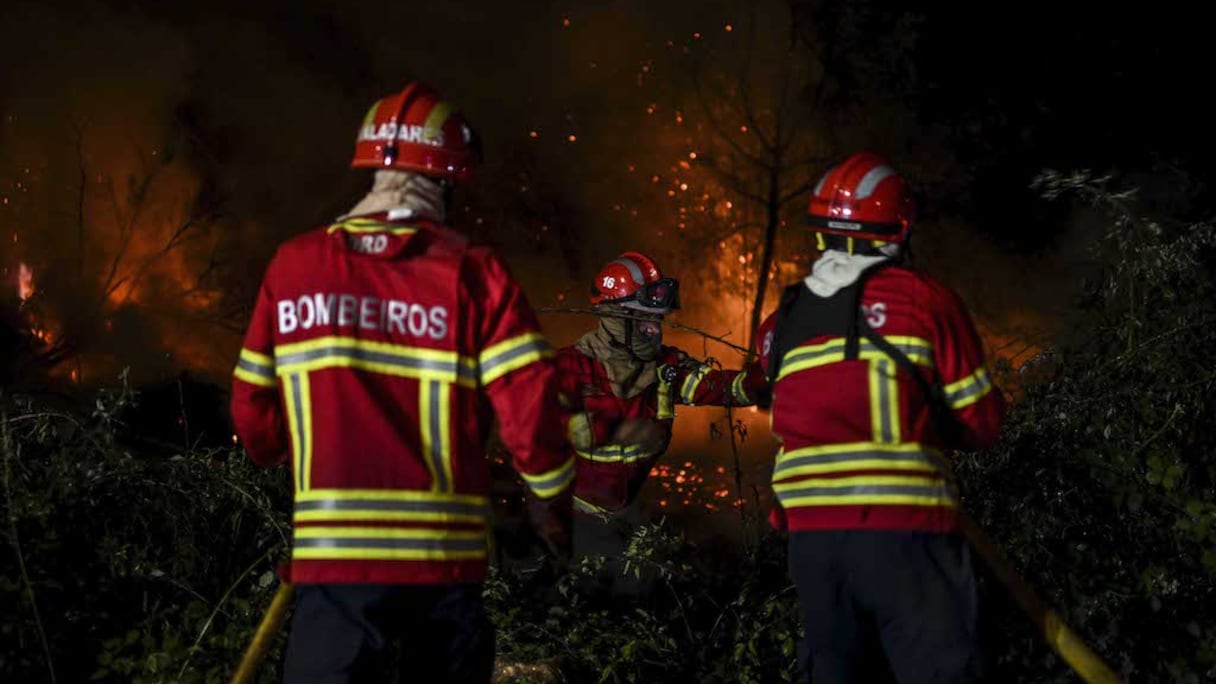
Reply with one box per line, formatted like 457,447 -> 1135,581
427,380 -> 448,491
779,482 -> 957,500
612,257 -> 646,286
730,373 -> 750,405
295,498 -> 487,517
237,357 -> 274,379
294,537 -> 486,552
856,165 -> 896,199
290,375 -> 307,491
877,359 -> 894,443
946,371 -> 992,406
276,346 -> 475,384
577,444 -> 656,463
479,337 -> 550,378
681,364 -> 712,404
782,344 -> 842,367
773,447 -> 945,480
523,460 -> 575,495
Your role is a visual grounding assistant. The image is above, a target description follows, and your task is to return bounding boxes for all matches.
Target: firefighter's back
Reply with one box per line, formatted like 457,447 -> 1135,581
262,216 -> 501,585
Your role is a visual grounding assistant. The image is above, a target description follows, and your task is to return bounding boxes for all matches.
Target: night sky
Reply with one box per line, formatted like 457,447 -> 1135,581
1,0 -> 1210,387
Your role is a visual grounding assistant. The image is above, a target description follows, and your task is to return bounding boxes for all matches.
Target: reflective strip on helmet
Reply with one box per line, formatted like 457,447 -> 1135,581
812,167 -> 833,197
478,332 -> 553,386
774,474 -> 958,508
611,257 -> 647,286
777,336 -> 933,381
234,348 -> 276,387
274,336 -> 477,388
292,526 -> 487,561
855,165 -> 897,199
422,101 -> 454,144
294,490 -> 489,524
806,214 -> 904,236
576,443 -> 659,464
773,442 -> 947,482
520,456 -> 576,499
944,367 -> 994,409
680,363 -> 713,405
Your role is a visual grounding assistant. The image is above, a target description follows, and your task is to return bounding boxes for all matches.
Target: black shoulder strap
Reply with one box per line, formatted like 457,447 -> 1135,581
765,283 -> 804,382
768,261 -> 963,442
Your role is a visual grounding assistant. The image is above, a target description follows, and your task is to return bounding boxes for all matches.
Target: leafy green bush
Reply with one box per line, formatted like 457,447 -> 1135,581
956,171 -> 1216,683
1,380 -> 292,683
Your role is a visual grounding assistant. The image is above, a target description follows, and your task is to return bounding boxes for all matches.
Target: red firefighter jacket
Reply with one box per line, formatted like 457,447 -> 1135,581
556,345 -> 766,516
231,215 -> 574,585
756,265 -> 1006,535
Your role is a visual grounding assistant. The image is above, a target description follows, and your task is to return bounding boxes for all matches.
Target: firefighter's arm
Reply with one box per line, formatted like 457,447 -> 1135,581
472,251 -> 574,556
931,285 -> 1007,450
230,272 -> 289,467
664,349 -> 766,408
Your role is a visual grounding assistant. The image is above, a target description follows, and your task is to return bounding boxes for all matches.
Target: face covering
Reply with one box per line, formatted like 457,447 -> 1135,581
574,312 -> 664,398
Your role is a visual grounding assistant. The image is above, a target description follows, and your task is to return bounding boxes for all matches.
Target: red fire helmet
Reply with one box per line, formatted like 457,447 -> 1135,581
589,251 -> 680,315
806,151 -> 915,243
351,82 -> 482,183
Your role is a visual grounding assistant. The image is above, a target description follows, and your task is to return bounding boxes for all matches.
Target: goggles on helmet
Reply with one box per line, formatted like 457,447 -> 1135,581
604,277 -> 681,311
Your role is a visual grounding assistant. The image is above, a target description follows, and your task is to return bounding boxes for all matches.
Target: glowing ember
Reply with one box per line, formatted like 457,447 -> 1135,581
17,262 -> 34,301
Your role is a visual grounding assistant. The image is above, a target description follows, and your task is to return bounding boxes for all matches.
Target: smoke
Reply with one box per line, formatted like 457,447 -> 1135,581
0,0 -> 1087,392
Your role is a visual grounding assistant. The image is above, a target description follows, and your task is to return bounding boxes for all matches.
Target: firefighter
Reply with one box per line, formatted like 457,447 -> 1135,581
755,152 -> 1007,683
230,82 -> 573,683
554,251 -> 766,595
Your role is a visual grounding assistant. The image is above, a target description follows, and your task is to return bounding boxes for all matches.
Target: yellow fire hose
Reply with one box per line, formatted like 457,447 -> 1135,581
231,522 -> 1123,684
960,514 -> 1123,684
229,582 -> 294,684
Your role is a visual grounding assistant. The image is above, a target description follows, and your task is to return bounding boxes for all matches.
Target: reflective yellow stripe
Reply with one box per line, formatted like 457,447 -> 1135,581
420,380 -> 453,492
284,373 -> 313,492
775,474 -> 958,508
296,489 -> 488,505
730,373 -> 751,405
479,332 -> 553,385
422,101 -> 454,143
296,526 -> 484,540
774,442 -> 945,481
292,526 -> 486,562
944,367 -> 994,409
867,359 -> 900,444
240,348 -> 273,366
234,348 -> 276,387
656,373 -> 676,419
275,336 -> 476,388
293,547 -> 486,561
777,336 -> 933,381
295,492 -> 489,525
234,366 -> 276,387
573,496 -> 614,517
520,456 -> 576,499
326,218 -> 418,235
361,101 -> 380,128
576,443 -> 657,464
680,364 -> 712,405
